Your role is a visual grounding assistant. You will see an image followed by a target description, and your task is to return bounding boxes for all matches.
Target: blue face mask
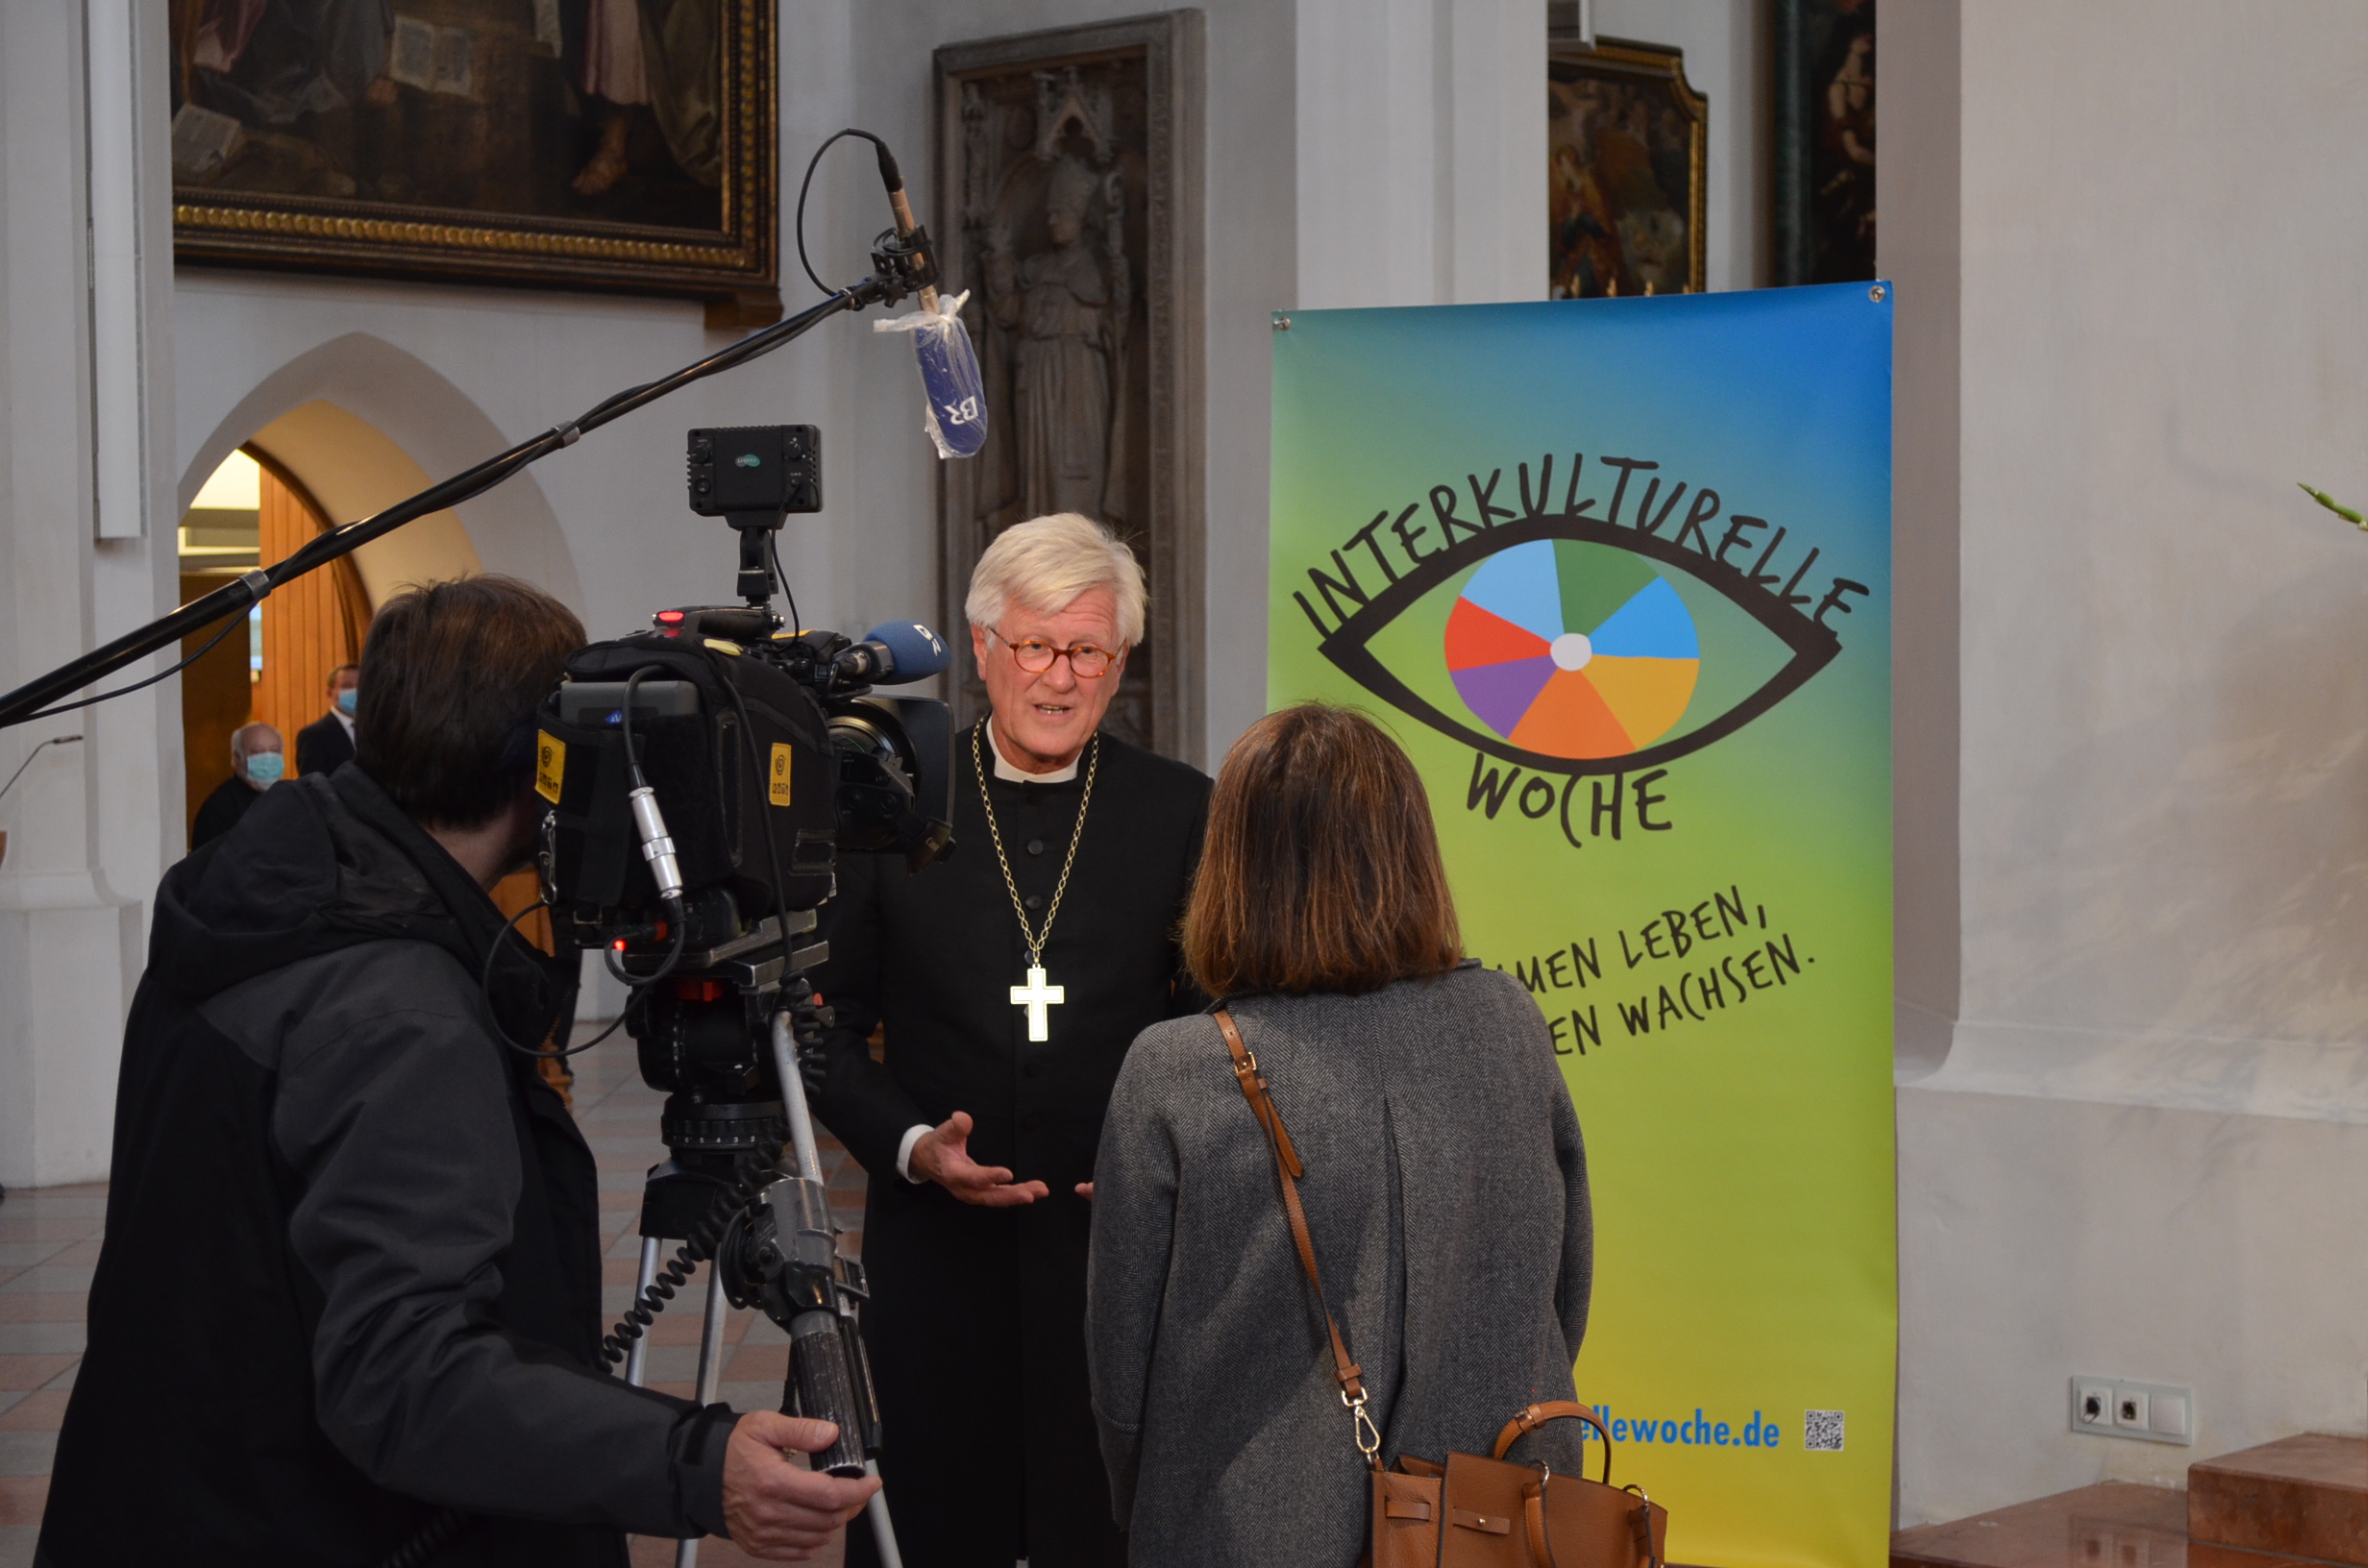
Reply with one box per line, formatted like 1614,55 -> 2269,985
335,686 -> 358,717
245,750 -> 284,787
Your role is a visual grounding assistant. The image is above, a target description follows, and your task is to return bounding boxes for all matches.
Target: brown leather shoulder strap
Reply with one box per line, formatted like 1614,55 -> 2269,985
1215,1009 -> 1365,1406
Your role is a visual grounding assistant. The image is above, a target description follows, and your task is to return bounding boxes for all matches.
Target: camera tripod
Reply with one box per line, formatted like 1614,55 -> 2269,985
610,918 -> 902,1568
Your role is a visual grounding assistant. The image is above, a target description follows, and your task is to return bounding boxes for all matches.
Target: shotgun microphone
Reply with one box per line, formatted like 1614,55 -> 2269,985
871,142 -> 938,316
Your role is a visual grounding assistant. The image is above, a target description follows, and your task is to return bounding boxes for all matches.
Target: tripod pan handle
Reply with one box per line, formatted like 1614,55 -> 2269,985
788,1310 -> 868,1477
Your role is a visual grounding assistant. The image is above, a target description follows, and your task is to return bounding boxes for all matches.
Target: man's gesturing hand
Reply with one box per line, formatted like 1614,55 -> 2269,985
721,1412 -> 879,1560
907,1111 -> 1049,1206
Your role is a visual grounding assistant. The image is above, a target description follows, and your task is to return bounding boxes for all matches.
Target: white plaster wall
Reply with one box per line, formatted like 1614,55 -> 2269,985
0,0 -> 179,1189
1887,0 -> 2368,1525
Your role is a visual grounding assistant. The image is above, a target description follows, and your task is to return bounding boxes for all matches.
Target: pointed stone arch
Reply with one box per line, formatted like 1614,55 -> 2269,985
181,331 -> 584,613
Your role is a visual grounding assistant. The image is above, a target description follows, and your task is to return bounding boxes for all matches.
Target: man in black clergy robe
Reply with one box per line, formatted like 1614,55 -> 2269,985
812,514 -> 1210,1568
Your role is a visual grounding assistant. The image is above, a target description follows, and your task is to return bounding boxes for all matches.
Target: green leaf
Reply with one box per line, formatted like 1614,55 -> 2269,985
2299,481 -> 2368,527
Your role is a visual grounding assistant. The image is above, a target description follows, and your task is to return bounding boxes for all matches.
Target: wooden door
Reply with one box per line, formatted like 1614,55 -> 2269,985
249,457 -> 370,768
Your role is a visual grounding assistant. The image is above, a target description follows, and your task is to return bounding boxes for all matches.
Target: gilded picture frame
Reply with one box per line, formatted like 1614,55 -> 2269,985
1547,38 -> 1708,299
167,0 -> 779,322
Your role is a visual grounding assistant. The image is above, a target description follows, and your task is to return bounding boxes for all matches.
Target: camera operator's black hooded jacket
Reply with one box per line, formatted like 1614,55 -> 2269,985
38,766 -> 734,1568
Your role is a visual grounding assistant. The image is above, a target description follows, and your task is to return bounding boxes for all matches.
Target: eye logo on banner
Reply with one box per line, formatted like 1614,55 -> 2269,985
1301,466 -> 1862,776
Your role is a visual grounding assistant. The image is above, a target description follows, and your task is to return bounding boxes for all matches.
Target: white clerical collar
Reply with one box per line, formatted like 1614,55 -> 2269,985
985,718 -> 1081,783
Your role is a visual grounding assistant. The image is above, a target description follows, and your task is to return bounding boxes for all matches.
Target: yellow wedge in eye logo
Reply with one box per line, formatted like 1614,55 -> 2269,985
535,732 -> 565,803
769,744 -> 793,807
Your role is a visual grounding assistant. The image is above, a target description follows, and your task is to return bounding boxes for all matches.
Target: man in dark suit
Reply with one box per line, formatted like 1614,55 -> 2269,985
813,513 -> 1211,1568
295,662 -> 358,776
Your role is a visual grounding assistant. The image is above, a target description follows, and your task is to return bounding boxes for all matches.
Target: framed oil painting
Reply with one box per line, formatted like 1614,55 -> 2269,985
167,0 -> 779,319
1547,38 -> 1707,300
1772,0 -> 1875,285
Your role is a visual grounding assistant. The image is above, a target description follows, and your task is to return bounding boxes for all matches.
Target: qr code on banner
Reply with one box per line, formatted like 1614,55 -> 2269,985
1805,1410 -> 1845,1452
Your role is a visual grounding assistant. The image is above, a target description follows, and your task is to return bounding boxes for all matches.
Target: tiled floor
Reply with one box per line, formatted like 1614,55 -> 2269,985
0,1180 -> 99,1568
0,1026 -> 875,1568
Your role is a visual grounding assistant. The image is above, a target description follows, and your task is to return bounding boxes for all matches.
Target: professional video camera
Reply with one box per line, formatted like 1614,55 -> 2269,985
530,423 -> 950,1557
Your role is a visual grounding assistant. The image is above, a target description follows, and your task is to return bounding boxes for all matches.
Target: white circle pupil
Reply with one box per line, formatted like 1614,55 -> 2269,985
1550,632 -> 1592,672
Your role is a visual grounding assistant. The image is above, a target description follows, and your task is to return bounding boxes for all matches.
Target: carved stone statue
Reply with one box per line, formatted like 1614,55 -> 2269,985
980,155 -> 1131,523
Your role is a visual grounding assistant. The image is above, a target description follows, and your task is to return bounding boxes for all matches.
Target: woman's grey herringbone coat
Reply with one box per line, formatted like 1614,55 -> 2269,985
1085,964 -> 1593,1567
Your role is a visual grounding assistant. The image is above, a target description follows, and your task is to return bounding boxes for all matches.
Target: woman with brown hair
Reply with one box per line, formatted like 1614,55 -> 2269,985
1084,703 -> 1593,1566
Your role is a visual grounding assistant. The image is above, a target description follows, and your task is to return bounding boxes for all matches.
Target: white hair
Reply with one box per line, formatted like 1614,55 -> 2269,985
230,721 -> 281,765
964,513 -> 1147,646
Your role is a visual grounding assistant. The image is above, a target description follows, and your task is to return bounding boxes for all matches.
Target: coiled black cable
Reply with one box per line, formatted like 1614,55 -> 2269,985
599,1151 -> 771,1367
378,1507 -> 471,1568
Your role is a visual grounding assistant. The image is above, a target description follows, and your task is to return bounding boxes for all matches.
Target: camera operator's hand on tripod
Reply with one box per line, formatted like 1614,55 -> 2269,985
723,1412 -> 879,1559
908,1111 -> 1049,1206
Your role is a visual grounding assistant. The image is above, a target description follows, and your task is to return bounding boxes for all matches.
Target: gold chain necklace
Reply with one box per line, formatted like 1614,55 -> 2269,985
974,723 -> 1100,1041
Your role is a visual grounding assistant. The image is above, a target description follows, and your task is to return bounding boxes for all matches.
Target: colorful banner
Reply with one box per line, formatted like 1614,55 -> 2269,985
1267,284 -> 1894,1568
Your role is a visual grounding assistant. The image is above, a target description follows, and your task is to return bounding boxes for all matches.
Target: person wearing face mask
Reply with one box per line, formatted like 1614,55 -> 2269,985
190,721 -> 285,850
808,513 -> 1212,1568
295,662 -> 360,776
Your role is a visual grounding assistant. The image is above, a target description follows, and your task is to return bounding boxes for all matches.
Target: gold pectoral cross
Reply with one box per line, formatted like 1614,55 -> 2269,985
1010,964 -> 1065,1042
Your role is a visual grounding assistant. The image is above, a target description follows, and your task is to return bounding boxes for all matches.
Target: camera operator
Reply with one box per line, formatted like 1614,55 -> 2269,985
39,576 -> 876,1566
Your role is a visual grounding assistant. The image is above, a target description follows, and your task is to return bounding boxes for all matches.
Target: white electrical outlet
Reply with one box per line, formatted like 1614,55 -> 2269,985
2071,1376 -> 2193,1445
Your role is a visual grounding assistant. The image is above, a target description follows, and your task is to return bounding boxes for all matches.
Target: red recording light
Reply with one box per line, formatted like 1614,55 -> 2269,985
656,610 -> 685,624
611,939 -> 627,951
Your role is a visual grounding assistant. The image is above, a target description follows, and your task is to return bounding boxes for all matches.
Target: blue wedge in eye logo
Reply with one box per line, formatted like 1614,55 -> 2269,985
735,453 -> 762,468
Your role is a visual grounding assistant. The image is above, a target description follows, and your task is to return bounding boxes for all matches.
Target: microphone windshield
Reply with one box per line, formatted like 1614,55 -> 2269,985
913,314 -> 988,458
877,296 -> 989,460
861,621 -> 950,682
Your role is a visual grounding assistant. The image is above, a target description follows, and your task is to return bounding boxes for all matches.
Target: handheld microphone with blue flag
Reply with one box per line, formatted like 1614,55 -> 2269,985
834,621 -> 951,687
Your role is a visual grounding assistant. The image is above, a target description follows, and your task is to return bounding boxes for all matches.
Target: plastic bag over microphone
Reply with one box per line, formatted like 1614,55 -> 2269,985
875,289 -> 988,460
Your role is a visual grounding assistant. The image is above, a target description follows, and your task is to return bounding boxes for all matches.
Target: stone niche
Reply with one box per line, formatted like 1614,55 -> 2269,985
934,12 -> 1205,761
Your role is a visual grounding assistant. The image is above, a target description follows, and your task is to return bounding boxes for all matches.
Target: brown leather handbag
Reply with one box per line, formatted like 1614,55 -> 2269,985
1216,1009 -> 1668,1568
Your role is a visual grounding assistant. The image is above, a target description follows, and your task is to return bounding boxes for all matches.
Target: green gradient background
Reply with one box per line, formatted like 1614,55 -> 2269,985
1267,287 -> 1894,1568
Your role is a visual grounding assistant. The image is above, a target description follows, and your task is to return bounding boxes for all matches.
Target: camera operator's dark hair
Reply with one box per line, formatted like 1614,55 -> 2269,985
356,576 -> 583,829
1184,702 -> 1462,997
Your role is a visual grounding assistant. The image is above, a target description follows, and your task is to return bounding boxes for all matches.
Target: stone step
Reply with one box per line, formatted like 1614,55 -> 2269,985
2190,1435 -> 2368,1566
1891,1482 -> 2338,1568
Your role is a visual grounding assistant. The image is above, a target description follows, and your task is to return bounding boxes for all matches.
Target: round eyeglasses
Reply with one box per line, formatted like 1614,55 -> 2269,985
991,630 -> 1122,679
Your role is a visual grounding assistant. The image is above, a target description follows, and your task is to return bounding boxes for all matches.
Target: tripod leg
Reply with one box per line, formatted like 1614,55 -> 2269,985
674,1264 -> 733,1568
863,1461 -> 904,1568
625,1236 -> 663,1387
